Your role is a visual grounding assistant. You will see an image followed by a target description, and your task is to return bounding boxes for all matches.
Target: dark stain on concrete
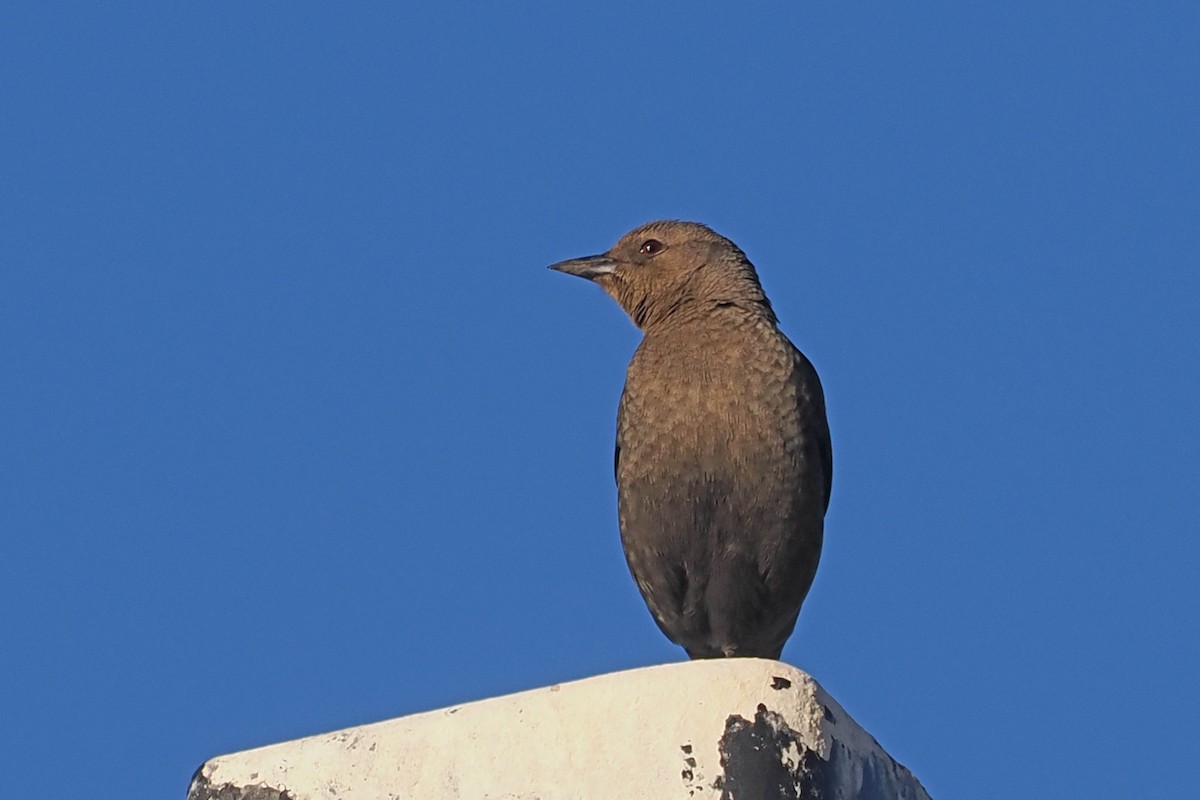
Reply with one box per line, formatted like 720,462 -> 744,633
713,702 -> 831,799
187,767 -> 297,800
680,741 -> 704,796
702,683 -> 931,799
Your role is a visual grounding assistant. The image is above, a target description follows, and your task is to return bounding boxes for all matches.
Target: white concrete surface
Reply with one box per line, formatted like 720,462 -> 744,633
188,659 -> 931,799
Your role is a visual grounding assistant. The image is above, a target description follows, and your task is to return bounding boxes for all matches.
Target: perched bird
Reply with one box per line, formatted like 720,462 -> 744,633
550,221 -> 832,660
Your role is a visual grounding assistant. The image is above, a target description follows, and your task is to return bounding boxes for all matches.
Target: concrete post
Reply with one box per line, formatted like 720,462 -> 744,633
189,659 -> 931,799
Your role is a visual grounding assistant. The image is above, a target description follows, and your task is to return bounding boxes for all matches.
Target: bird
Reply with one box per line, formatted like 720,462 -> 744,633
549,221 -> 832,660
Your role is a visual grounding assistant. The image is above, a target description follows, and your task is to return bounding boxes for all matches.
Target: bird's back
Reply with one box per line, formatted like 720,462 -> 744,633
615,306 -> 831,659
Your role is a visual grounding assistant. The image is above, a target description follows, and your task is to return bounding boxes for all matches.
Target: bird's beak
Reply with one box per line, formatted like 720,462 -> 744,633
548,254 -> 617,281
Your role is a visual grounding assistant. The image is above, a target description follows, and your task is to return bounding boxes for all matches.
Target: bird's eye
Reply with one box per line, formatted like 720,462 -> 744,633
639,239 -> 664,255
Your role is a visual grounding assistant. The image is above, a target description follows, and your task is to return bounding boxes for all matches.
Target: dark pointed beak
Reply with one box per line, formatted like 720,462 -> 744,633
548,254 -> 617,281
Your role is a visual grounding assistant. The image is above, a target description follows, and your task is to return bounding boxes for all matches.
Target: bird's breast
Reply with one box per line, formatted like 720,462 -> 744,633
616,321 -> 810,489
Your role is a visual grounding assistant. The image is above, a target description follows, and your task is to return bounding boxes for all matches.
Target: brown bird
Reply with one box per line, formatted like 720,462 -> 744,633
550,221 -> 832,660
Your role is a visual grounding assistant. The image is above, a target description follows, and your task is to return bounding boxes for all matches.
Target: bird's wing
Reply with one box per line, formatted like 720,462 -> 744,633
792,346 -> 833,512
816,402 -> 833,512
613,441 -> 621,486
614,391 -> 625,485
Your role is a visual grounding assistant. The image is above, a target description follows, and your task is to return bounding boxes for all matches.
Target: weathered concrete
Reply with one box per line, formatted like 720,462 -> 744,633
188,659 -> 930,800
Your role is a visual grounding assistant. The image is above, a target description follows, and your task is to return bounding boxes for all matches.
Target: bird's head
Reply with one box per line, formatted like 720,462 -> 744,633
549,220 -> 775,330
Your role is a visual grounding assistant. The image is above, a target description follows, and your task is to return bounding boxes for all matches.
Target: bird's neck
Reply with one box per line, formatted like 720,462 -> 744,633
638,295 -> 777,335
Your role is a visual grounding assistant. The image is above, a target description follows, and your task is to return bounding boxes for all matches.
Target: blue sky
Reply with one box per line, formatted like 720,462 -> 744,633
2,3 -> 1197,797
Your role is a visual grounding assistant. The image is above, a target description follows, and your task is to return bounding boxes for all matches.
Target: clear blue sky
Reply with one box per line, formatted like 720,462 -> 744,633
2,4 -> 1197,798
